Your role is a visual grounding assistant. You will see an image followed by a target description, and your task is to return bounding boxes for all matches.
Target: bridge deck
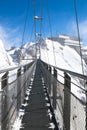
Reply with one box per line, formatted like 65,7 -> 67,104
20,62 -> 55,130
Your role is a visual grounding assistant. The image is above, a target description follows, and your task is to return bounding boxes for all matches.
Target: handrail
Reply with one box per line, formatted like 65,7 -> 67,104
40,59 -> 86,130
56,71 -> 86,92
0,60 -> 36,130
40,60 -> 86,100
41,59 -> 87,80
0,61 -> 35,74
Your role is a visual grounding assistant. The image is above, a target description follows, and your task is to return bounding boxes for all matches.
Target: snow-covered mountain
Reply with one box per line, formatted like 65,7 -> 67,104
7,46 -> 21,63
0,40 -> 14,69
8,37 -> 87,75
7,42 -> 37,64
7,37 -> 87,102
40,38 -> 87,74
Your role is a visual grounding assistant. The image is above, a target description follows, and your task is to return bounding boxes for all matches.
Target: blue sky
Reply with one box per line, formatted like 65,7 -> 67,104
0,0 -> 87,49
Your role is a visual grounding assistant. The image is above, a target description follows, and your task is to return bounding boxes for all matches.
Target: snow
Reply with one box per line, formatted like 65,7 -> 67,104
0,40 -> 14,68
12,115 -> 22,130
12,77 -> 33,130
8,47 -> 20,55
41,38 -> 86,74
23,41 -> 35,48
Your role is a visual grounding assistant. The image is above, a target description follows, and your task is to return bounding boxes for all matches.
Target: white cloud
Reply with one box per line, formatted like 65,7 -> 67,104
0,25 -> 10,49
0,25 -> 8,40
67,19 -> 87,46
79,20 -> 87,40
0,25 -> 22,50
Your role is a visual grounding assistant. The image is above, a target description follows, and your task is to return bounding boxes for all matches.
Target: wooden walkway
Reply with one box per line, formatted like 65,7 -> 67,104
20,62 -> 57,130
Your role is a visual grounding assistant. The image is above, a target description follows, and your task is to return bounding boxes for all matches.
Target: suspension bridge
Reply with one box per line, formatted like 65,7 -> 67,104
0,0 -> 87,130
0,59 -> 86,130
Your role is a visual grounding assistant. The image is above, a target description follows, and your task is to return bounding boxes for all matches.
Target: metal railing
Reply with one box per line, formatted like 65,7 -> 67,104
0,59 -> 87,130
0,61 -> 36,130
39,60 -> 86,130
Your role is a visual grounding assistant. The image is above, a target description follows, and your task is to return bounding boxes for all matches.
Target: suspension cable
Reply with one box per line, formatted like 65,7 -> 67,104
19,0 -> 29,61
39,0 -> 44,59
28,21 -> 35,43
41,25 -> 50,63
74,0 -> 84,76
32,0 -> 37,59
46,1 -> 56,66
39,1 -> 50,64
21,0 -> 30,46
24,21 -> 34,55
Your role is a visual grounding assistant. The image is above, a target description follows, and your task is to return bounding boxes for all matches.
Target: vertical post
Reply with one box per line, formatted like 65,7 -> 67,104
86,90 -> 87,130
63,72 -> 71,130
24,65 -> 27,95
48,66 -> 51,95
49,66 -> 51,73
53,67 -> 57,109
1,72 -> 8,130
45,64 -> 48,86
17,68 -> 21,111
1,72 -> 8,89
0,91 -> 2,130
24,65 -> 27,73
25,64 -> 29,88
46,64 -> 48,70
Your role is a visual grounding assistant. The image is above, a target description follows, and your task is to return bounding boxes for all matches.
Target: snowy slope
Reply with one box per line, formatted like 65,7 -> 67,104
7,42 -> 36,64
0,40 -> 14,69
7,47 -> 21,63
41,38 -> 87,74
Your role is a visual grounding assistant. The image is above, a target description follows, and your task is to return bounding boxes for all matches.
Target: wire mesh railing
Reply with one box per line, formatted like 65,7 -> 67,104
39,60 -> 86,130
0,61 -> 36,130
0,59 -> 86,130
